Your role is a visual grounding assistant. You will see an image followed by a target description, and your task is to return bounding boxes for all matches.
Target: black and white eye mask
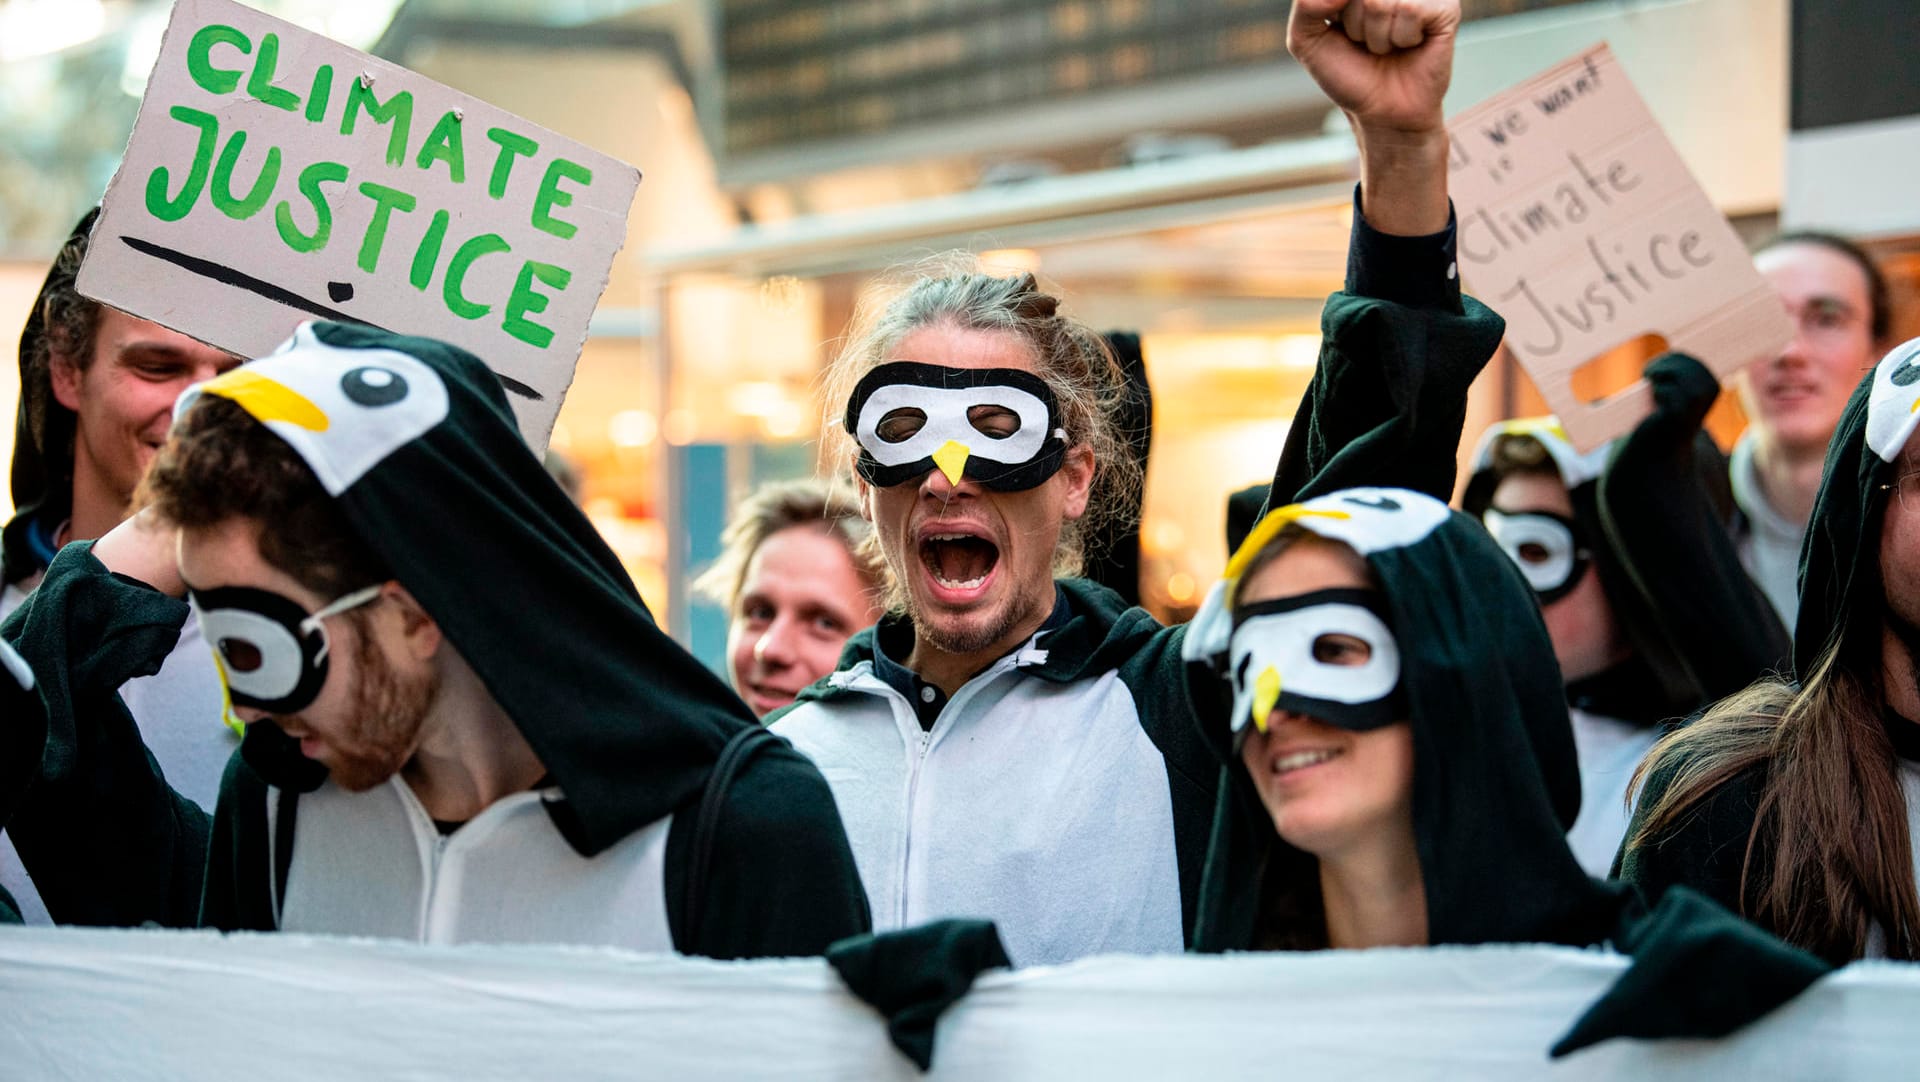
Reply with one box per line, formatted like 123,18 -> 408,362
1227,588 -> 1404,741
189,584 -> 383,714
846,362 -> 1068,491
1481,508 -> 1591,605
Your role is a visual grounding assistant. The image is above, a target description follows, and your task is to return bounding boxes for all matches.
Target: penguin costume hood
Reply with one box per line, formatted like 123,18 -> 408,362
1461,415 -> 1697,722
1183,486 -> 1829,1057
3,209 -> 96,590
177,321 -> 756,858
1794,336 -> 1920,679
1461,355 -> 1791,729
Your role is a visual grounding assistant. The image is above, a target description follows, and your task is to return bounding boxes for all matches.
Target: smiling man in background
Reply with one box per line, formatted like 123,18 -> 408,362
1,210 -> 238,924
1731,232 -> 1894,629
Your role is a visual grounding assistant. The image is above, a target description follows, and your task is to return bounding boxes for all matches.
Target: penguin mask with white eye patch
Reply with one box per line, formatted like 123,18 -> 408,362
846,362 -> 1069,490
177,323 -> 452,496
1183,487 -> 1445,740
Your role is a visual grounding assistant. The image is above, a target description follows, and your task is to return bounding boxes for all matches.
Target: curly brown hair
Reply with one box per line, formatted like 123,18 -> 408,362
138,394 -> 389,598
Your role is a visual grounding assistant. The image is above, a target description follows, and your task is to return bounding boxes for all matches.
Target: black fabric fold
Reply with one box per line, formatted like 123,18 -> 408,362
4,209 -> 96,588
0,543 -> 210,927
827,919 -> 1011,1072
1551,886 -> 1829,1057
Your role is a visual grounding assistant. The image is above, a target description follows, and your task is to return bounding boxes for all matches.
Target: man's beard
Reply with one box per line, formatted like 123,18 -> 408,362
325,619 -> 440,792
907,588 -> 1034,659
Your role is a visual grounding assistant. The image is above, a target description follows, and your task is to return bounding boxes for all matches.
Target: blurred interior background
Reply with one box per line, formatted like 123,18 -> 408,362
3,0 -> 1917,671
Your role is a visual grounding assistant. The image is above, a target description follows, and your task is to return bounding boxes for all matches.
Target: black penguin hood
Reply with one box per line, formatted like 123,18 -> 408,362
1462,415 -> 1710,723
1794,336 -> 1920,676
1183,486 -> 1598,951
178,321 -> 757,857
1182,486 -> 1830,1056
3,209 -> 96,587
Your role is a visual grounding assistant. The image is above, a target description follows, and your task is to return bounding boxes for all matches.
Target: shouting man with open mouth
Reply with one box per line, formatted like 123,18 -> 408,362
770,0 -> 1491,965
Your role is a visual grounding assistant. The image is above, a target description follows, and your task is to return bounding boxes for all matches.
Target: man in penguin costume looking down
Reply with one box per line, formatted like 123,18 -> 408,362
1,322 -> 869,956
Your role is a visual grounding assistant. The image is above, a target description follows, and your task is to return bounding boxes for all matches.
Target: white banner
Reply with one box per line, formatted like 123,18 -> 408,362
0,926 -> 1913,1079
78,0 -> 641,449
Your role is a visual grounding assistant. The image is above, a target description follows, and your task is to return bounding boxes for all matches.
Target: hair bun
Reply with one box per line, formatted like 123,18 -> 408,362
1005,273 -> 1059,320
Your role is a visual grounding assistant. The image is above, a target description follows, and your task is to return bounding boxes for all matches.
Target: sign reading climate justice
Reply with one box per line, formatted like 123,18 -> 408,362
1446,45 -> 1791,451
78,0 -> 642,448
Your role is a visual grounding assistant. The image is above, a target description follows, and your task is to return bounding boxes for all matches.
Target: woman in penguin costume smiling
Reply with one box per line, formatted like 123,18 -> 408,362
1184,486 -> 1829,1056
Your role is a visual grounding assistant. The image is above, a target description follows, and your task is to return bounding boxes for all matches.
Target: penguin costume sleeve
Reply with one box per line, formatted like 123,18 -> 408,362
1,545 -> 211,928
1593,354 -> 1791,703
1,640 -> 40,924
1621,337 -> 1920,950
1264,195 -> 1507,511
3,322 -> 870,957
1460,370 -> 1790,876
1182,487 -> 1828,1058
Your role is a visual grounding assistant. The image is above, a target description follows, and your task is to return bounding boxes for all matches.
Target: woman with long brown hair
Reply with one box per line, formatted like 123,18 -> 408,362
1621,337 -> 1920,963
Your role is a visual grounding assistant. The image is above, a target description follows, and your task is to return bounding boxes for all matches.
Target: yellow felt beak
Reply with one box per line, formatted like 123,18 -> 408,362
201,369 -> 330,432
1251,665 -> 1282,734
209,654 -> 246,738
931,439 -> 970,486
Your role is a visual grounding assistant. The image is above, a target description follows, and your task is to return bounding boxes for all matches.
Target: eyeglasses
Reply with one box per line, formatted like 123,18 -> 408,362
1878,470 -> 1920,512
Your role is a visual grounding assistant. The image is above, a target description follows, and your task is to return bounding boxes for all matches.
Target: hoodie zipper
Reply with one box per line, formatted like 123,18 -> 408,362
898,727 -> 933,928
891,658 -> 1019,929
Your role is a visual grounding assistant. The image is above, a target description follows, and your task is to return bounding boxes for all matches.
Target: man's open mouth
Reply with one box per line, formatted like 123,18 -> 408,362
920,532 -> 1000,591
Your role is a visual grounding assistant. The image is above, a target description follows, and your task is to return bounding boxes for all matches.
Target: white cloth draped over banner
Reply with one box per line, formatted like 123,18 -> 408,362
0,926 -> 1913,1079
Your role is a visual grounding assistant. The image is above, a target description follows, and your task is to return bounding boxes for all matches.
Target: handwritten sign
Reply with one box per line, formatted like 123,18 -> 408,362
77,0 -> 642,449
1447,45 -> 1791,451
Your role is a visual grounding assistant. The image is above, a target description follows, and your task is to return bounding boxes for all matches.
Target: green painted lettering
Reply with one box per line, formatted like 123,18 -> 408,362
274,161 -> 349,253
410,209 -> 451,290
354,182 -> 417,273
342,79 -> 413,167
144,106 -> 220,222
415,111 -> 466,183
502,261 -> 572,348
484,128 -> 539,199
209,131 -> 281,220
530,158 -> 592,240
186,24 -> 248,95
304,64 -> 333,123
444,233 -> 511,319
245,33 -> 300,111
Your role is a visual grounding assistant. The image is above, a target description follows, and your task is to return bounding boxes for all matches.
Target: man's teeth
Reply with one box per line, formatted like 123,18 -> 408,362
1274,748 -> 1341,773
928,533 -> 972,542
933,571 -> 989,589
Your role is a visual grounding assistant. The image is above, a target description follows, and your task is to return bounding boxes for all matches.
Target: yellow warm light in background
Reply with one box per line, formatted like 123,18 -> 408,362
1143,333 -> 1322,372
728,381 -> 792,418
759,275 -> 807,312
608,409 -> 658,448
662,409 -> 698,446
979,248 -> 1041,274
1148,518 -> 1185,552
762,402 -> 809,439
1166,572 -> 1196,604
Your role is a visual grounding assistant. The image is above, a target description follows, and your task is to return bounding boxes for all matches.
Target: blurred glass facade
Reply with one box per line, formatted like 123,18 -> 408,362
4,0 -> 1920,677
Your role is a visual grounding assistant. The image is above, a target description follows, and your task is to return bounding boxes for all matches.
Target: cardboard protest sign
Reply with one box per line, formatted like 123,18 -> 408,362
78,0 -> 641,449
1446,45 -> 1791,451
